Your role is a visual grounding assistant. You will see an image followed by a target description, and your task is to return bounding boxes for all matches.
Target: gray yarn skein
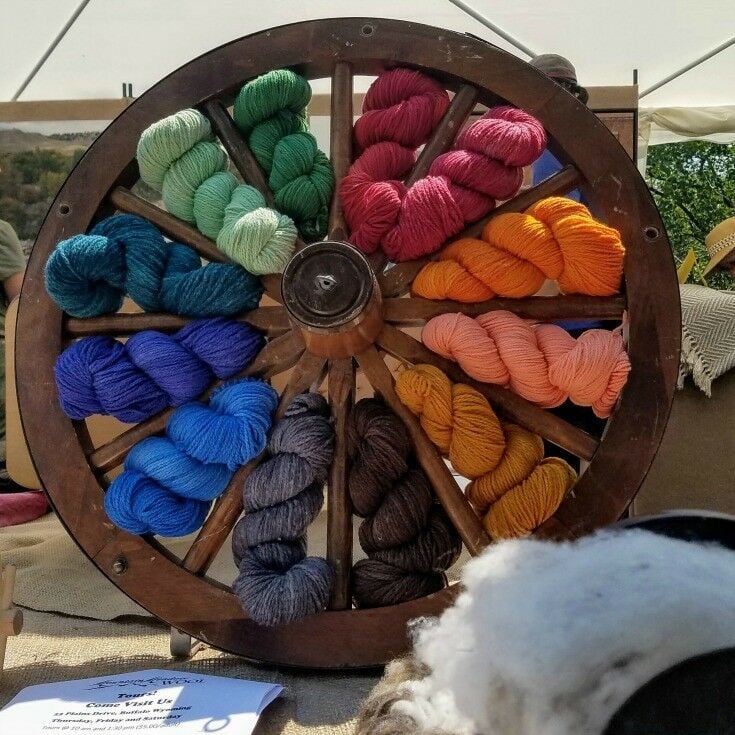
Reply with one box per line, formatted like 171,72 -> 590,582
232,392 -> 335,626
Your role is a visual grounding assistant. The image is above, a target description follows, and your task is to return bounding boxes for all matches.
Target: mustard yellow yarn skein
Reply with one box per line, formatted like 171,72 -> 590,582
394,364 -> 576,538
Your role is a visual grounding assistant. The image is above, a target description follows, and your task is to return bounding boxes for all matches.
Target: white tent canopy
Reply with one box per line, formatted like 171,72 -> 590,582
2,0 -> 734,107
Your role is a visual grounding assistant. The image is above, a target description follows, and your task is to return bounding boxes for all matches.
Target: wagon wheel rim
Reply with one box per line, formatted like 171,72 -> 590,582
16,17 -> 680,668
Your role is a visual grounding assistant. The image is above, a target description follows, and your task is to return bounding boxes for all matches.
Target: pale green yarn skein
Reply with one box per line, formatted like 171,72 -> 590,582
136,109 -> 296,275
233,70 -> 334,241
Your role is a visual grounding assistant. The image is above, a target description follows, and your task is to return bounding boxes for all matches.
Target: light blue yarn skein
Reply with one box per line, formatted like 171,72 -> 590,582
104,379 -> 278,537
44,214 -> 263,319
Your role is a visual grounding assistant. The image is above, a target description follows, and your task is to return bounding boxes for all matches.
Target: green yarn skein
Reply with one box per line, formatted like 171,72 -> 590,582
233,69 -> 334,241
136,109 -> 296,276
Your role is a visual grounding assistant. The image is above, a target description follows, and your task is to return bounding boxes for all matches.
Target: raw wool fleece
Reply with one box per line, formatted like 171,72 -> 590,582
355,530 -> 735,735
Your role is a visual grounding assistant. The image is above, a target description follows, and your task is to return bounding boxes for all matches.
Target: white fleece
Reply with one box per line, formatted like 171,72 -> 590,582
393,530 -> 735,735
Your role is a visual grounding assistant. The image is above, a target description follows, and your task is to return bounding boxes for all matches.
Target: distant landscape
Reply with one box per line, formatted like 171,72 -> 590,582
0,128 -> 98,252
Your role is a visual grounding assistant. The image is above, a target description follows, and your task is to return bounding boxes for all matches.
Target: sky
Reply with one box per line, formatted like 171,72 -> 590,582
0,0 -> 733,118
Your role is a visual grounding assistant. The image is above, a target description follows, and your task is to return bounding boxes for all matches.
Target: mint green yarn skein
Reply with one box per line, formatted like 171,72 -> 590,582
233,70 -> 334,241
218,186 -> 296,275
137,108 -> 297,275
136,109 -> 213,191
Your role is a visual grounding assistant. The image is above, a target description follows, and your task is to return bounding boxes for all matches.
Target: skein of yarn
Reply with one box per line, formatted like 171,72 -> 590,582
136,108 -> 297,274
422,311 -> 631,418
231,393 -> 334,626
340,68 -> 546,262
395,364 -> 577,538
105,378 -> 277,537
44,214 -> 263,318
55,318 -> 264,423
233,69 -> 334,241
348,398 -> 462,608
412,197 -> 626,300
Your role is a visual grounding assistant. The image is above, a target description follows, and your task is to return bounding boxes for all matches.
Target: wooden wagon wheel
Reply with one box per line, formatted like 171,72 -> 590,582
16,18 -> 680,668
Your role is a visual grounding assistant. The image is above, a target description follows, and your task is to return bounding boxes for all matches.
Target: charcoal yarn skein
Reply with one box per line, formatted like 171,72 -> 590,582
55,318 -> 264,423
233,69 -> 334,241
348,398 -> 462,608
232,393 -> 335,626
136,108 -> 297,274
105,379 -> 277,537
44,214 -> 263,318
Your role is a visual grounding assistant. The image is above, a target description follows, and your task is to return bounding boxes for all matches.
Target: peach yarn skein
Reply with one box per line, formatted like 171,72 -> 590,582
412,197 -> 626,300
395,364 -> 576,538
422,311 -> 631,418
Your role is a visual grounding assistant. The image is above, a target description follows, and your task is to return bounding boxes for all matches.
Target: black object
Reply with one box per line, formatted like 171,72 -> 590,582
605,647 -> 735,734
603,511 -> 735,733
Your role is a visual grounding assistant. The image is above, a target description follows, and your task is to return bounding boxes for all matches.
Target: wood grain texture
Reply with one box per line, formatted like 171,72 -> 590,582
326,358 -> 355,609
64,306 -> 290,337
356,346 -> 490,555
405,84 -> 479,187
383,294 -> 626,325
201,98 -> 274,206
327,62 -> 353,241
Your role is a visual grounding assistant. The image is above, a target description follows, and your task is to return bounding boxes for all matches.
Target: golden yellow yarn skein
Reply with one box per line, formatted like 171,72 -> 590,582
394,364 -> 577,538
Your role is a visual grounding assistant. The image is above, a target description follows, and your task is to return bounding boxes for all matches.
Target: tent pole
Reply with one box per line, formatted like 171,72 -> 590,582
640,34 -> 735,99
445,0 -> 536,58
11,0 -> 94,101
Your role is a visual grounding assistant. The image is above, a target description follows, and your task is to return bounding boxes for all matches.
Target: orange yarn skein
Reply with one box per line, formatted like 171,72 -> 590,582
412,197 -> 625,301
394,364 -> 577,538
422,311 -> 631,418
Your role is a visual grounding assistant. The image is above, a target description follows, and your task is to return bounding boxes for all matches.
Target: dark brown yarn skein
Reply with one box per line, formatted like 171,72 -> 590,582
348,398 -> 462,608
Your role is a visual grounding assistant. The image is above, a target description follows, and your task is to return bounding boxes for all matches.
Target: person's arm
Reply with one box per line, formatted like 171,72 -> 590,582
3,271 -> 23,302
0,221 -> 26,304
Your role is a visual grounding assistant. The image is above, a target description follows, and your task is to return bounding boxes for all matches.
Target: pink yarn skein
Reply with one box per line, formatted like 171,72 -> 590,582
340,69 -> 547,262
422,312 -> 631,418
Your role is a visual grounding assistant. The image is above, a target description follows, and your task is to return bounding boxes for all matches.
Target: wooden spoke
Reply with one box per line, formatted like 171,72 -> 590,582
383,294 -> 627,325
201,100 -> 307,253
182,457 -> 261,574
182,347 -> 328,576
356,346 -> 490,555
326,357 -> 355,609
378,165 -> 583,298
64,306 -> 290,337
459,164 -> 583,239
376,324 -> 599,461
201,98 -> 274,207
276,350 -> 329,413
110,187 -> 228,263
110,187 -> 283,303
404,85 -> 479,187
328,62 -> 353,241
88,330 -> 304,473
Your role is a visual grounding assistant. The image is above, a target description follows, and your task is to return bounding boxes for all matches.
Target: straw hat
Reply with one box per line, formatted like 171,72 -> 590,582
703,217 -> 735,275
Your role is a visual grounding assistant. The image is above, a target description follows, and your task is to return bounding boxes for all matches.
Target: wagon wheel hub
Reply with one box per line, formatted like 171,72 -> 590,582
282,242 -> 383,358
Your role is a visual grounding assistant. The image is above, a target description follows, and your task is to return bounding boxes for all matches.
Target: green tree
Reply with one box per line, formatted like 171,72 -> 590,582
646,141 -> 735,290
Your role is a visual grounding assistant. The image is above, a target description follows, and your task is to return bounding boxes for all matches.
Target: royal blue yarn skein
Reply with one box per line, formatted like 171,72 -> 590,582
44,214 -> 263,318
55,318 -> 264,423
104,378 -> 278,537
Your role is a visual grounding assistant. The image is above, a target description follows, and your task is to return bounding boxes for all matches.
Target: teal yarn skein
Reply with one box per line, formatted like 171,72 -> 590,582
136,109 -> 297,275
44,214 -> 263,319
104,378 -> 278,537
233,69 -> 334,241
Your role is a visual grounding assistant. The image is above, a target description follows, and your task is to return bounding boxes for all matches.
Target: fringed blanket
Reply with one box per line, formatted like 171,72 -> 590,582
679,284 -> 735,395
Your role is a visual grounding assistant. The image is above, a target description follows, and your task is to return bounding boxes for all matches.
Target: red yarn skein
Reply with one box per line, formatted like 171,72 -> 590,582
341,69 -> 547,262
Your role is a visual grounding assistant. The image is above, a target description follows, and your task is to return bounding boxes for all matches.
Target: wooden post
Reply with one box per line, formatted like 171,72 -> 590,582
0,555 -> 23,674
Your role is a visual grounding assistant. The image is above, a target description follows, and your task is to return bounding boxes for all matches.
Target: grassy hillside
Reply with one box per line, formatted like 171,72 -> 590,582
0,128 -> 98,241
